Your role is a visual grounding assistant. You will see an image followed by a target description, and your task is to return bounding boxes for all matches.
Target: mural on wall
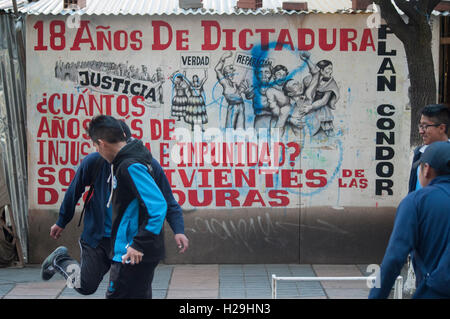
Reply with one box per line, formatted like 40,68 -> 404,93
26,15 -> 416,212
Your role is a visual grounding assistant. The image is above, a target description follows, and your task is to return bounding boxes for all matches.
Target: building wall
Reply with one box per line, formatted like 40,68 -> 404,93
25,13 -> 439,263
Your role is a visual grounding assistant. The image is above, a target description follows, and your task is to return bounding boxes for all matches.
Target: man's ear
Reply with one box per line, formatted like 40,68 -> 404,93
96,139 -> 105,147
423,163 -> 436,179
438,123 -> 447,135
422,163 -> 433,179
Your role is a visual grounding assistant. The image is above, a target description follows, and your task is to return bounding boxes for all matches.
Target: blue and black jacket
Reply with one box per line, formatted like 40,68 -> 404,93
110,139 -> 168,263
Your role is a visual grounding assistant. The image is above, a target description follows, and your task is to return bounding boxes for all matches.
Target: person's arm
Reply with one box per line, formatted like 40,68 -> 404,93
52,154 -> 101,238
368,195 -> 418,299
215,52 -> 232,84
169,70 -> 179,84
152,159 -> 189,253
200,69 -> 208,86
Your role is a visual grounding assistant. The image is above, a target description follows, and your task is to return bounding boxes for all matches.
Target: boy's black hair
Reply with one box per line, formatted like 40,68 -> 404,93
118,120 -> 132,141
88,115 -> 126,144
421,104 -> 450,135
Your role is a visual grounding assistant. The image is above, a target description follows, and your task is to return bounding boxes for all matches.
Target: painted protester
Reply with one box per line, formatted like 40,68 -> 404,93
215,52 -> 247,129
184,69 -> 208,132
302,59 -> 340,137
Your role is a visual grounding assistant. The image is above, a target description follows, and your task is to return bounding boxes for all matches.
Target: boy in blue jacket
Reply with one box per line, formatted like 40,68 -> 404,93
369,141 -> 450,299
41,118 -> 188,298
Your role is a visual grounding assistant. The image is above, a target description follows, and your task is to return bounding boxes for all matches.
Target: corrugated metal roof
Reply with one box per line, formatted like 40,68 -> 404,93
0,0 -> 370,15
0,0 -> 27,11
0,0 -> 448,16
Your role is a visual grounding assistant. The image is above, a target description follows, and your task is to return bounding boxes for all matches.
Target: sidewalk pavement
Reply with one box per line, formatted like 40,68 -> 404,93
0,264 -> 410,299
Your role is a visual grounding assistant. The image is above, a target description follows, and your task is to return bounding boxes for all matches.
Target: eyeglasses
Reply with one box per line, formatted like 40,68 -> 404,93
418,123 -> 442,130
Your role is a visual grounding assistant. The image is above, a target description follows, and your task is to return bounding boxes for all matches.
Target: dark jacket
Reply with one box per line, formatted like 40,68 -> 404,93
408,146 -> 422,193
110,139 -> 167,263
57,152 -> 112,248
369,175 -> 450,298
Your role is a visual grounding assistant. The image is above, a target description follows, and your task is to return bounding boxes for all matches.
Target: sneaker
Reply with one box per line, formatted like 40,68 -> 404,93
41,246 -> 68,281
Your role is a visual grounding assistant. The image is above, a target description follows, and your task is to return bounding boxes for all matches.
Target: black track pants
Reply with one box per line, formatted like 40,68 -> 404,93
106,260 -> 159,299
55,237 -> 111,295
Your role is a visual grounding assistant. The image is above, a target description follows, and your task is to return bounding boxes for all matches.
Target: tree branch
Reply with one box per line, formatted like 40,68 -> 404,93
373,0 -> 412,43
394,0 -> 422,24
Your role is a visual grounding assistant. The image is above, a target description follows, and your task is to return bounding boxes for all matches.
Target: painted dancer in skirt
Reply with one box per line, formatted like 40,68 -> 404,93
170,71 -> 189,121
184,69 -> 208,132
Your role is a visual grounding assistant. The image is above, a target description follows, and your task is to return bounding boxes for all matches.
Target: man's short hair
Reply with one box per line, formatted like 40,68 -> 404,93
88,115 -> 126,144
421,104 -> 450,135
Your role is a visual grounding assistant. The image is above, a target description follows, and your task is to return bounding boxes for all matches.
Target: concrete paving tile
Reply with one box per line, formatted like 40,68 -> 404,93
245,291 -> 272,299
221,285 -> 245,291
0,267 -> 46,283
289,264 -> 316,276
5,287 -> 61,297
313,264 -> 364,276
152,289 -> 168,299
298,290 -> 327,298
15,280 -> 67,289
220,281 -> 245,288
58,295 -> 104,299
220,276 -> 244,282
312,264 -> 367,288
8,282 -> 64,299
169,265 -> 218,290
245,277 -> 270,283
219,288 -> 246,299
297,282 -> 323,291
246,284 -> 271,290
152,282 -> 170,289
4,280 -> 66,299
246,287 -> 273,293
220,264 -> 243,268
0,284 -> 14,297
323,288 -> 370,299
220,296 -> 247,299
4,294 -> 57,299
268,271 -> 292,277
277,283 -> 299,291
316,279 -> 370,289
167,289 -> 218,299
220,272 -> 244,277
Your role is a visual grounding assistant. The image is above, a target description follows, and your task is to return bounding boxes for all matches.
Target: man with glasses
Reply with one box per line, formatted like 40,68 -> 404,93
404,104 -> 450,295
409,104 -> 450,193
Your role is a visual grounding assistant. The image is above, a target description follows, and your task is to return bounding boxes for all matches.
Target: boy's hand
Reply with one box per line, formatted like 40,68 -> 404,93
174,234 -> 189,254
50,224 -> 64,239
122,246 -> 144,265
